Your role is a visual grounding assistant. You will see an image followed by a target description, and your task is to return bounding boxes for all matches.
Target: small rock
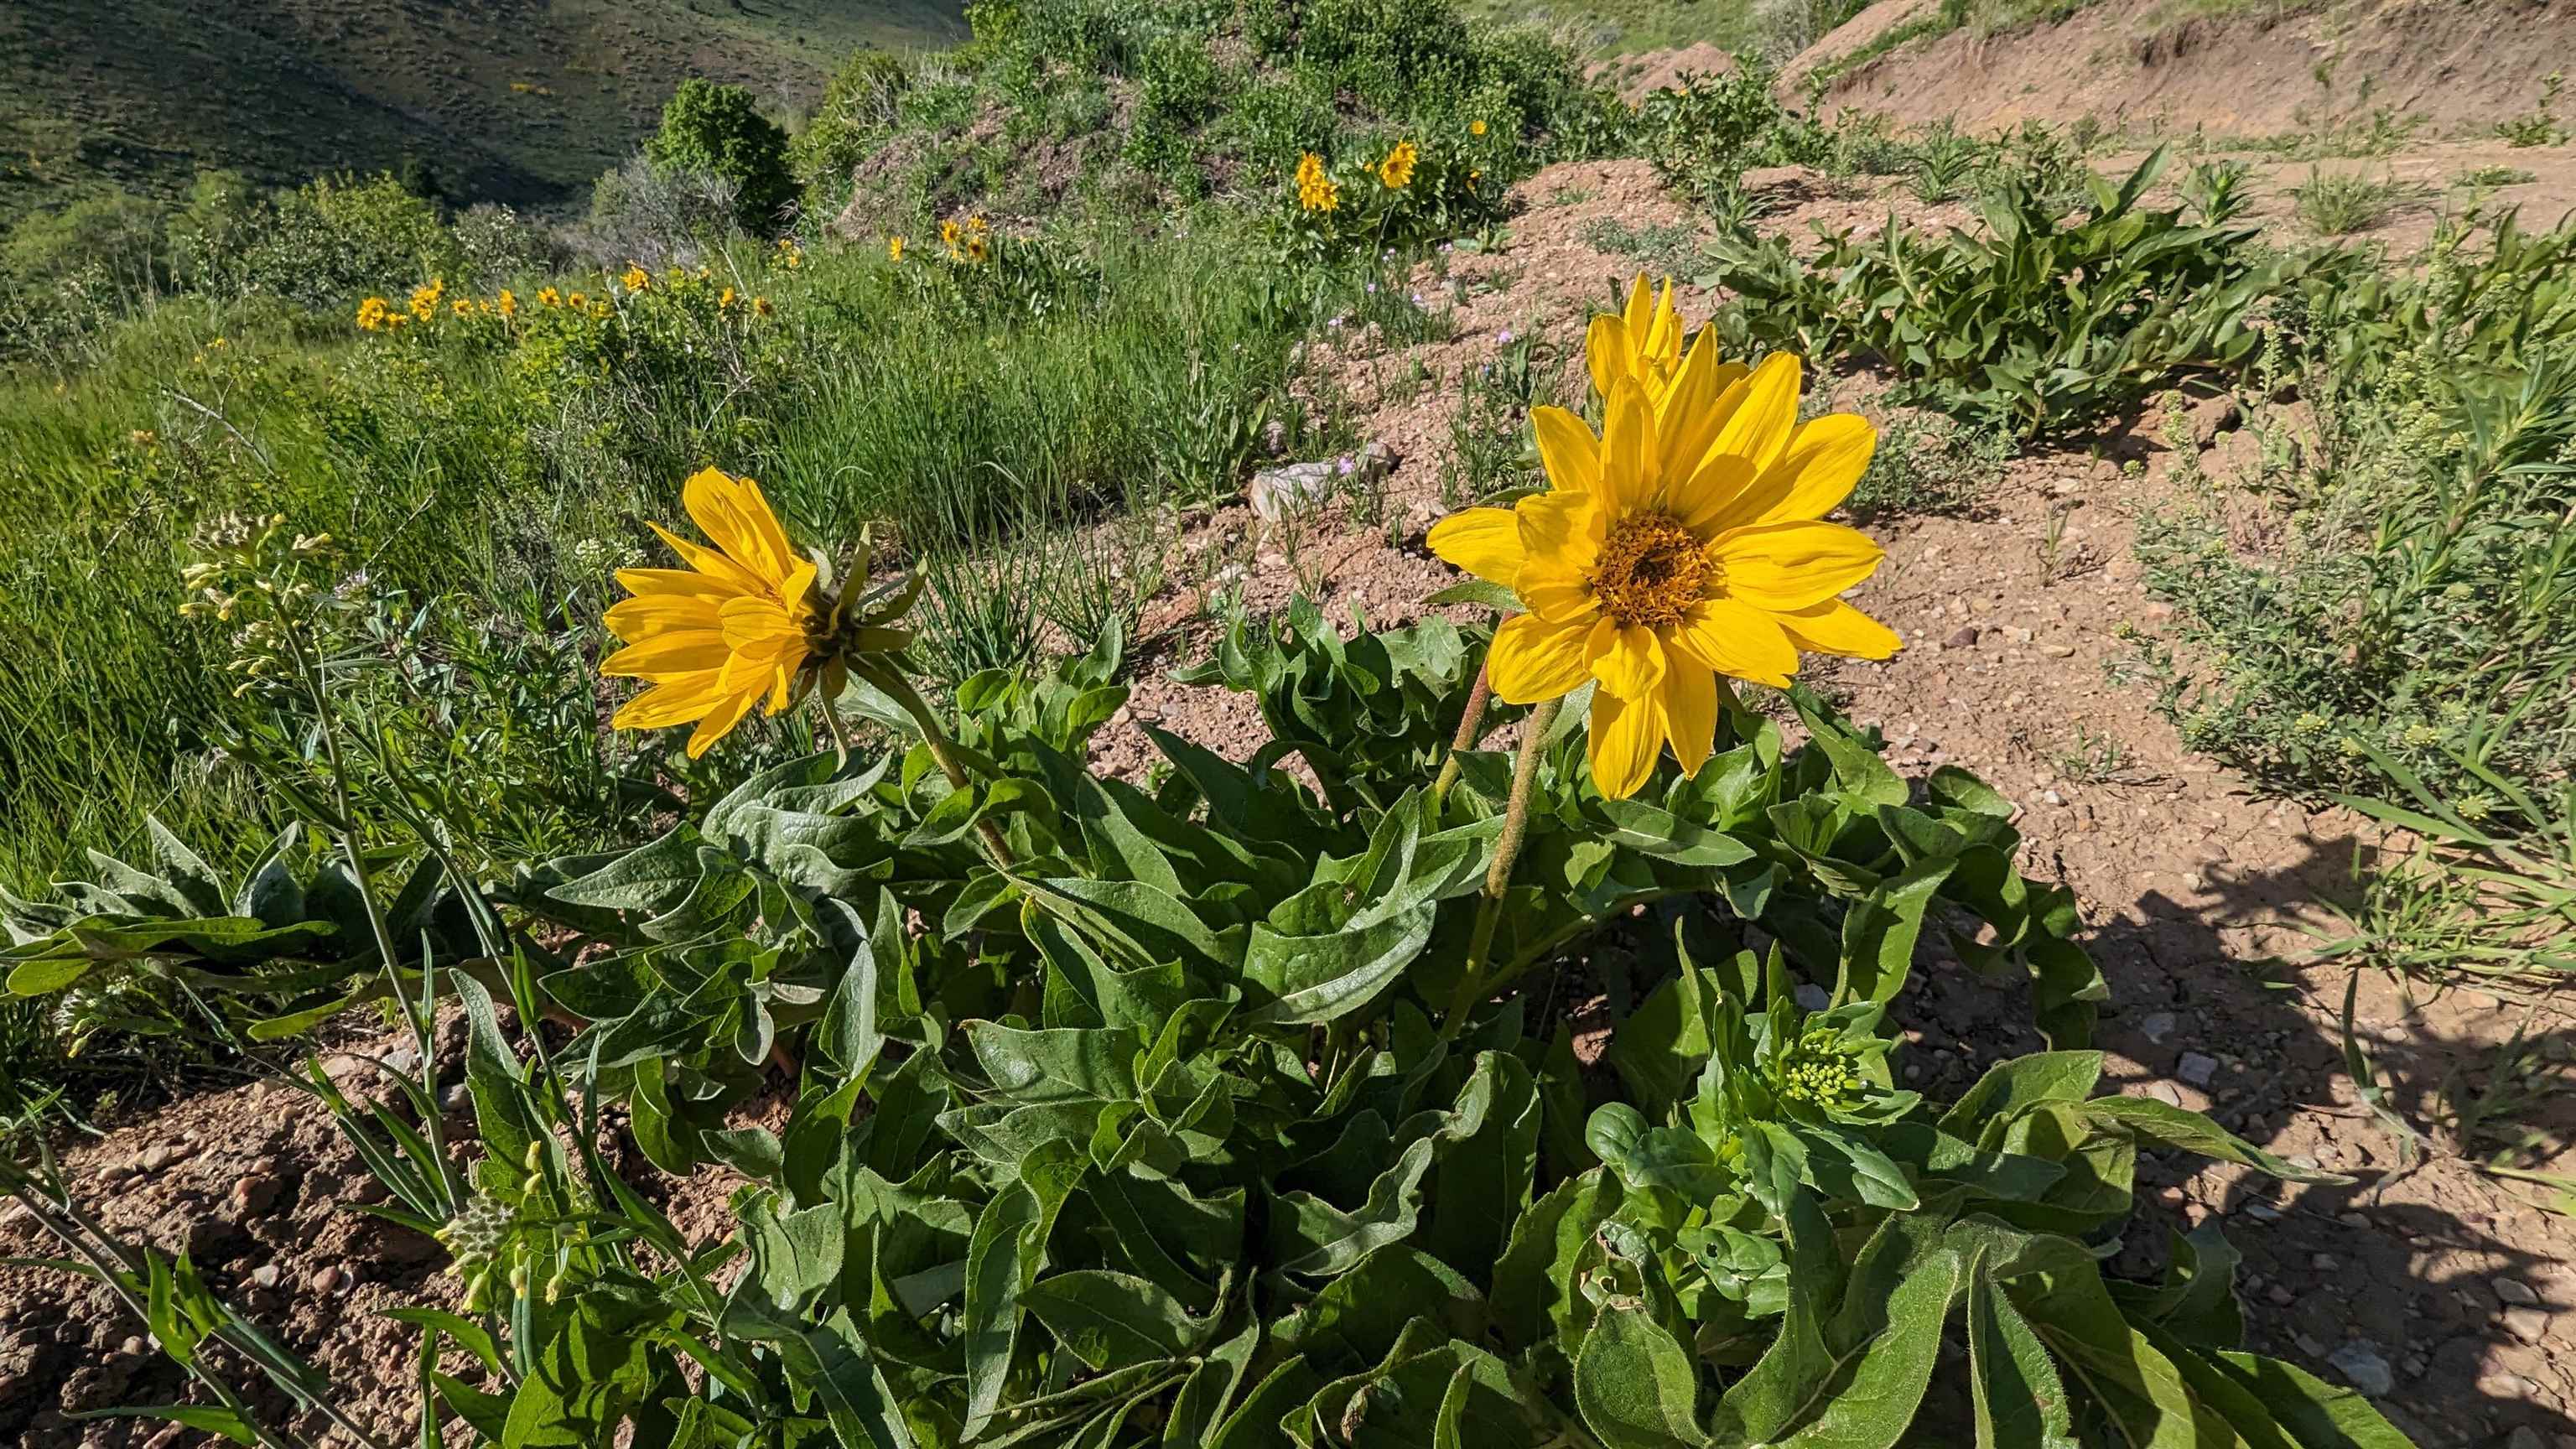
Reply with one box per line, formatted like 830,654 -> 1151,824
2502,1306 -> 2547,1343
2338,1211 -> 2370,1228
2402,1354 -> 2427,1378
2309,1254 -> 2339,1272
230,1175 -> 280,1215
2142,600 -> 2174,624
2267,1285 -> 2295,1306
2144,1081 -> 2184,1108
119,1336 -> 145,1356
249,1264 -> 281,1290
2327,1341 -> 2395,1398
2495,1277 -> 2540,1307
1944,625 -> 1980,649
2040,788 -> 2066,807
1794,983 -> 1831,1012
382,1044 -> 422,1076
2241,1201 -> 2283,1223
2039,642 -> 2077,658
2138,1010 -> 2179,1045
310,1266 -> 346,1295
2505,1428 -> 2545,1449
2175,1052 -> 2220,1088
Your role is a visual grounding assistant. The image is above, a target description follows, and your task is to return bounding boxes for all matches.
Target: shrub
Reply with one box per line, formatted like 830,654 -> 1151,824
2289,168 -> 2428,236
237,171 -> 461,304
646,78 -> 797,233
581,153 -> 745,270
791,49 -> 915,210
1,189 -> 168,293
1703,148 -> 2347,439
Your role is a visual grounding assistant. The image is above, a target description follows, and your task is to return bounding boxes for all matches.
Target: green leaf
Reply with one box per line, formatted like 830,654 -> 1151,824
2081,1095 -> 2351,1184
1426,1051 -> 1540,1284
1270,1137 -> 1436,1277
67,1406 -> 256,1445
1966,1258 -> 2078,1449
1023,1269 -> 1208,1371
1426,579 -> 1522,612
1779,1249 -> 1964,1449
1492,1169 -> 1620,1353
1836,858 -> 1955,1006
2206,1351 -> 2417,1449
1574,1304 -> 1702,1449
1937,1052 -> 2106,1139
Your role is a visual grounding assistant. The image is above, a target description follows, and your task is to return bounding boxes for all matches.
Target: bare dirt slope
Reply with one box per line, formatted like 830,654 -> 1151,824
1789,0 -> 2574,138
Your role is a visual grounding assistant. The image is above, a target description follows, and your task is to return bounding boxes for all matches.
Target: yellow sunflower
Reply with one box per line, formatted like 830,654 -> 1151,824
605,468 -> 825,758
1428,347 -> 1900,798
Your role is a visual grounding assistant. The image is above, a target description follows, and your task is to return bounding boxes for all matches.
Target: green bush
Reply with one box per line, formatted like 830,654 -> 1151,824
792,50 -> 916,211
647,78 -> 797,233
2139,209 -> 2576,837
1703,148 -> 2345,439
238,171 -> 462,304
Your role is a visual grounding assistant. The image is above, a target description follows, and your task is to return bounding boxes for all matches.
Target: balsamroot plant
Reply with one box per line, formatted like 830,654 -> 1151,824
0,283 -> 2416,1449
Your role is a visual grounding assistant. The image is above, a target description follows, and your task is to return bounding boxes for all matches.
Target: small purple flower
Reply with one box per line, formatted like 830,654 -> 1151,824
1410,291 -> 1423,306
1336,454 -> 1356,475
1366,282 -> 1379,293
1328,315 -> 1344,329
1497,328 -> 1514,344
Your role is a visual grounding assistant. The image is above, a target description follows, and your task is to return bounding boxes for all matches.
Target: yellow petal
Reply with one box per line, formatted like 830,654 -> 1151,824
1587,688 -> 1665,801
605,593 -> 724,643
1701,413 -> 1877,534
601,631 -> 730,678
1586,314 -> 1627,403
615,567 -> 739,600
1587,618 -> 1665,699
1530,406 -> 1602,498
1653,331 -> 1743,478
1777,599 -> 1903,660
1661,663 -> 1716,776
1668,597 -> 1799,688
683,467 -> 799,589
1599,377 -> 1657,516
1709,521 -> 1884,611
1621,273 -> 1654,340
1710,351 -> 1802,480
647,522 -> 769,598
1428,507 -> 1526,587
612,673 -> 730,729
1642,280 -> 1678,366
720,595 -> 803,652
1518,559 -> 1599,625
1488,614 -> 1593,704
685,685 -> 764,758
1516,491 -> 1604,574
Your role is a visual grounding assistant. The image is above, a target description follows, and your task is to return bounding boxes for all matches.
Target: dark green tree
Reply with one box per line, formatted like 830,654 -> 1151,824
645,78 -> 795,232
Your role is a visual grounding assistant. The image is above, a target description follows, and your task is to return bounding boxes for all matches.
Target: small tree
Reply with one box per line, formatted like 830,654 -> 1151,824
645,78 -> 794,233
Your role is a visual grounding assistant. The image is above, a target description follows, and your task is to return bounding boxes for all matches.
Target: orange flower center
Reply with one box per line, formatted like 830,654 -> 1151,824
1592,513 -> 1711,631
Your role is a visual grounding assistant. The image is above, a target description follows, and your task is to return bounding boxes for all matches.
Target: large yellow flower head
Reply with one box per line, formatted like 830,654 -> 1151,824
1379,140 -> 1419,190
604,469 -> 915,758
1296,152 -> 1340,213
1428,305 -> 1901,799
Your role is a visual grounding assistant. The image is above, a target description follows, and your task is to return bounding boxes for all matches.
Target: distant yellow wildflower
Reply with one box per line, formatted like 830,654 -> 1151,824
941,220 -> 963,258
452,298 -> 473,317
1296,152 -> 1340,214
1379,140 -> 1419,190
888,234 -> 906,262
356,296 -> 392,331
496,288 -> 518,319
568,291 -> 589,309
621,264 -> 650,293
753,295 -> 774,317
408,278 -> 445,321
964,232 -> 989,264
776,237 -> 804,269
538,286 -> 562,307
720,287 -> 737,309
1471,118 -> 1488,136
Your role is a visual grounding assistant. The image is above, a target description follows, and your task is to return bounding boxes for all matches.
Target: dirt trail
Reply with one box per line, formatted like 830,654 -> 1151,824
7,154 -> 2576,1447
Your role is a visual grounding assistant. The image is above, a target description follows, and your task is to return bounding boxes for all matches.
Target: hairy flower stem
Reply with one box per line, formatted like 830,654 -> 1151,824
817,689 -> 856,766
1442,696 -> 1560,1038
866,664 -> 1017,870
1430,652 -> 1494,810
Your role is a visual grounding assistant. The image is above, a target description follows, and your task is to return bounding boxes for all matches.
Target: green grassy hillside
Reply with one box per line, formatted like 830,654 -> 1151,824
0,0 -> 967,221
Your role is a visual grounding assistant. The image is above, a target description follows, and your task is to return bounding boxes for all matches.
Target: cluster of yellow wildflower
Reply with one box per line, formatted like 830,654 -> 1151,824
1378,139 -> 1418,190
356,295 -> 404,332
1296,153 -> 1339,214
621,263 -> 651,293
776,237 -> 804,270
359,283 -> 532,332
939,216 -> 993,263
408,278 -> 447,321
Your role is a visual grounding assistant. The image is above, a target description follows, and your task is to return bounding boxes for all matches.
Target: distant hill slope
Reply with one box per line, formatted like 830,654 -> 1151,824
1788,0 -> 2573,138
1,0 -> 968,221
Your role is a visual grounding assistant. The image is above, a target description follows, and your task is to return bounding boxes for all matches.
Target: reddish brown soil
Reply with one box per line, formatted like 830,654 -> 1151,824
8,149 -> 2576,1449
1789,0 -> 2576,141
